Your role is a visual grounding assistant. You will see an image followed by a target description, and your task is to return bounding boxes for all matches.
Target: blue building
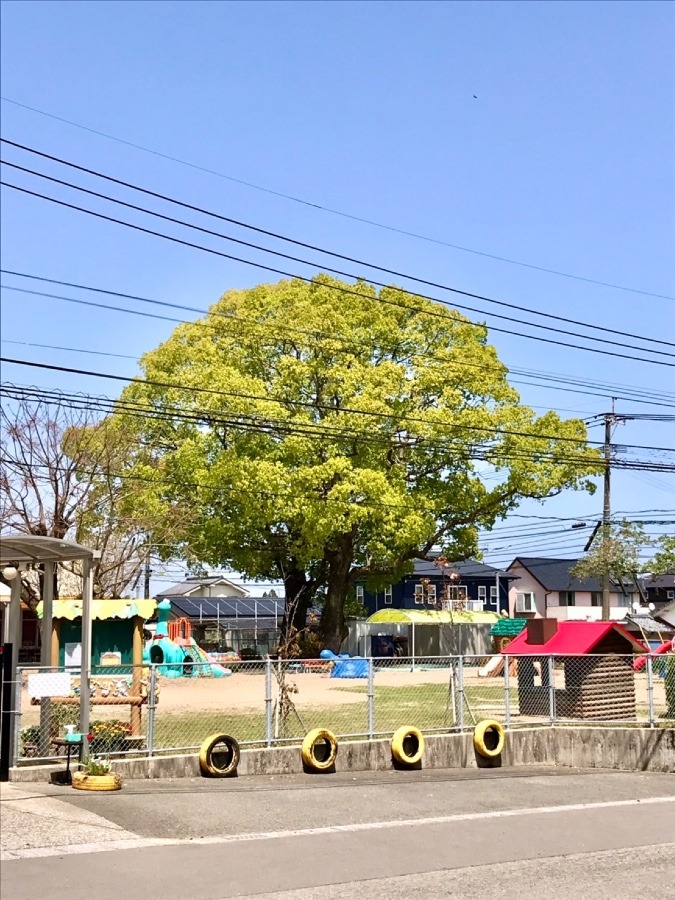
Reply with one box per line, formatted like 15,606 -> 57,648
358,558 -> 512,617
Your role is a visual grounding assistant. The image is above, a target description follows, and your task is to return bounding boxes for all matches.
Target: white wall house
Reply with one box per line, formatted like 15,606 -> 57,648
507,557 -> 636,622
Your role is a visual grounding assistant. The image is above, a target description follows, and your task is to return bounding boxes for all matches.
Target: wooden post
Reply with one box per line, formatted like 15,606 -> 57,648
131,616 -> 143,736
51,619 -> 60,667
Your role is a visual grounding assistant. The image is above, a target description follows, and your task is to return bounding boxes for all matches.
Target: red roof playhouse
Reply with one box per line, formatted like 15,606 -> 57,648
504,620 -> 646,720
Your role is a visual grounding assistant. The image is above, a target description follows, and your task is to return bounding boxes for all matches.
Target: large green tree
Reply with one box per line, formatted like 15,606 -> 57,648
118,275 -> 601,649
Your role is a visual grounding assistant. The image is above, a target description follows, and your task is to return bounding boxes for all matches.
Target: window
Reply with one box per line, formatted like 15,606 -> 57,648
356,585 -> 364,602
384,586 -> 393,605
414,584 -> 424,604
490,585 -> 498,605
515,592 -> 536,613
617,592 -> 633,608
590,592 -> 601,607
478,586 -> 487,601
667,590 -> 675,600
426,583 -> 437,605
559,591 -> 575,607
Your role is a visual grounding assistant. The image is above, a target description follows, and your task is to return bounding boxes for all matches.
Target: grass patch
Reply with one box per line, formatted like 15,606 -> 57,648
151,683 -> 514,751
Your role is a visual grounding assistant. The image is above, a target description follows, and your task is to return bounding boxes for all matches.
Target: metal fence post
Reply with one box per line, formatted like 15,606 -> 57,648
548,656 -> 556,725
646,656 -> 655,728
265,658 -> 273,747
456,656 -> 465,731
503,654 -> 511,728
146,665 -> 157,757
367,657 -> 375,739
12,666 -> 22,765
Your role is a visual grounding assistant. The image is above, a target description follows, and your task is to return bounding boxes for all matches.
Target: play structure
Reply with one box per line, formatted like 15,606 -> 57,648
33,597 -> 158,743
143,599 -> 231,678
504,620 -> 647,721
319,649 -> 368,678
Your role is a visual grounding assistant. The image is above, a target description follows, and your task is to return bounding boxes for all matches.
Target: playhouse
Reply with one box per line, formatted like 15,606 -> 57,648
504,619 -> 646,720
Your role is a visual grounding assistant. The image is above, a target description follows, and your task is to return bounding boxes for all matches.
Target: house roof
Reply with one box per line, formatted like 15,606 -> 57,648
642,573 -> 675,589
367,609 -> 500,625
508,557 -> 636,593
503,621 -> 646,655
157,576 -> 248,598
623,613 -> 675,637
491,617 -> 528,637
413,558 -> 512,579
654,598 -> 675,628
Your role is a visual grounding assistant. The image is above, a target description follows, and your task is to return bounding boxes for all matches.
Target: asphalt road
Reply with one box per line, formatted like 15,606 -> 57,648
2,768 -> 674,899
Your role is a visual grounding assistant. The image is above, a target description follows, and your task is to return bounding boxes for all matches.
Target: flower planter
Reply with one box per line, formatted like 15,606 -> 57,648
71,771 -> 122,792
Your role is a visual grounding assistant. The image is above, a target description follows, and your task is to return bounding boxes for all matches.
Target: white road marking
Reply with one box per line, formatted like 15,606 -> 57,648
2,794 -> 674,861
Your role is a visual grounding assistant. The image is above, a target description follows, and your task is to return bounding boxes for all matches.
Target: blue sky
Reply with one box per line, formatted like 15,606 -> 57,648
1,1 -> 673,579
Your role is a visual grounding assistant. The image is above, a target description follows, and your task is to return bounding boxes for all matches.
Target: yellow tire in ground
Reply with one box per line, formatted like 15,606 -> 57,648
301,728 -> 338,772
473,720 -> 506,758
199,733 -> 241,777
391,726 -> 425,766
72,771 -> 122,791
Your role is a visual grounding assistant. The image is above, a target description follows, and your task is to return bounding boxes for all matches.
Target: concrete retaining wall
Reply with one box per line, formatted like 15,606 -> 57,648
9,726 -> 673,783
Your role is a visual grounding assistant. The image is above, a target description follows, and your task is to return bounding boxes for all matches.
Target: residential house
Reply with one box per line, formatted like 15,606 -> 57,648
641,574 -> 675,612
156,575 -> 284,656
507,557 -> 637,621
358,558 -> 512,617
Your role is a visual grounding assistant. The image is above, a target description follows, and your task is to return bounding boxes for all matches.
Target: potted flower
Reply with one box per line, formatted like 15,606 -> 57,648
72,756 -> 122,792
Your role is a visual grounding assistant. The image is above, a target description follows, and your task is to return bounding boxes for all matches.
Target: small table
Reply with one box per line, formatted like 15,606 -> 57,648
50,737 -> 84,785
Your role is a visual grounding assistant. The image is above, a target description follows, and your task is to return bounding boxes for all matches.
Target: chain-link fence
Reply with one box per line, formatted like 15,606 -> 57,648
8,652 -> 674,766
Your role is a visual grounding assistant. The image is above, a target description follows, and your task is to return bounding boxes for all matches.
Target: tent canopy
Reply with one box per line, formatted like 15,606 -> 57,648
367,609 -> 499,625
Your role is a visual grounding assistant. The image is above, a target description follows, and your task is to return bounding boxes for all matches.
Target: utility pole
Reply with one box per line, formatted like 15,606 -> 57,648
601,407 -> 614,620
143,551 -> 152,600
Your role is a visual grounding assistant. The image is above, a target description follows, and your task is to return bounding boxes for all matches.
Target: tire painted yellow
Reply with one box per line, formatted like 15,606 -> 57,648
391,726 -> 425,766
72,771 -> 122,791
301,728 -> 338,772
199,733 -> 240,777
473,720 -> 505,758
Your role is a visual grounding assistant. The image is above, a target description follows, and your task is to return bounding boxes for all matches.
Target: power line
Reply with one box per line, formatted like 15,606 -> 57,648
5,271 -> 675,408
2,140 -> 672,350
3,178 -> 675,368
5,357 -> 674,456
3,382 -> 674,478
2,102 -> 672,301
2,156 -> 673,362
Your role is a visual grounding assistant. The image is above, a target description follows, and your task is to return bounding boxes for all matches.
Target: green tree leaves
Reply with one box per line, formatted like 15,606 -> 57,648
116,275 -> 602,648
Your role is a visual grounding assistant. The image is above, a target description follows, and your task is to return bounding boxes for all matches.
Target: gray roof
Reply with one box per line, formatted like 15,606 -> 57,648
510,557 -> 637,593
158,576 -> 243,598
624,613 -> 675,636
413,558 -> 512,579
643,574 -> 675,590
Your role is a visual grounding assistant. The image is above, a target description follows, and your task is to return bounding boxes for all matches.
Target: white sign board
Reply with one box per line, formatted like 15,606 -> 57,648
64,642 -> 82,667
27,672 -> 72,699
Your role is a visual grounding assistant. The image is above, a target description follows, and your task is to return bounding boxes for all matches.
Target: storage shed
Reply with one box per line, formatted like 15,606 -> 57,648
504,620 -> 646,720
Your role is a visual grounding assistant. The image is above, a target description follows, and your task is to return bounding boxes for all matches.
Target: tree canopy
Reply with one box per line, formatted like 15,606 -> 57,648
117,275 -> 602,648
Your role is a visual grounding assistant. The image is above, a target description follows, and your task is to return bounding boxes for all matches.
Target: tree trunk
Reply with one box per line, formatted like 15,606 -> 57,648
320,542 -> 352,653
281,567 -> 313,646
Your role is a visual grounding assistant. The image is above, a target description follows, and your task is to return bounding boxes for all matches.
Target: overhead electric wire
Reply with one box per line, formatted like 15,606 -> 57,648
5,271 -> 675,409
3,382 -> 674,478
1,104 -> 671,302
2,155 -> 673,362
2,140 -> 672,350
4,356 -> 675,457
3,177 -> 675,369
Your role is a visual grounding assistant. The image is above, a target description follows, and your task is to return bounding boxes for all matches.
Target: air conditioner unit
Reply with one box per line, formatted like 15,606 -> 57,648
516,592 -> 536,614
